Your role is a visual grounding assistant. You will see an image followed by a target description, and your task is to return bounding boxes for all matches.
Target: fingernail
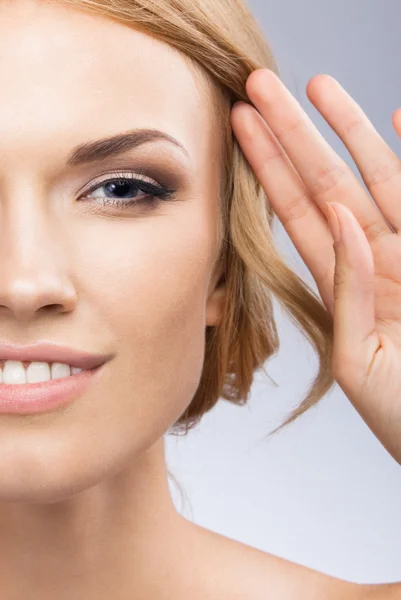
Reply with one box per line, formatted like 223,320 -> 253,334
326,202 -> 342,244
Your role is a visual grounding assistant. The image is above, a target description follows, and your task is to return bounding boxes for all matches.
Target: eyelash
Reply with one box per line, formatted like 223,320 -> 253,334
79,170 -> 177,210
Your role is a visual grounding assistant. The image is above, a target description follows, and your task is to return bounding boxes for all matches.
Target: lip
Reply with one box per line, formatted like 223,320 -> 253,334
0,365 -> 106,415
0,341 -> 113,370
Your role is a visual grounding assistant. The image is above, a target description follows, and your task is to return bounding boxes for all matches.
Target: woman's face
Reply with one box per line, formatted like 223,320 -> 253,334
0,1 -> 225,502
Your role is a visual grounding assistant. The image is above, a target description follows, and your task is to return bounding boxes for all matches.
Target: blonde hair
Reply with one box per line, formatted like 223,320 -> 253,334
55,0 -> 335,438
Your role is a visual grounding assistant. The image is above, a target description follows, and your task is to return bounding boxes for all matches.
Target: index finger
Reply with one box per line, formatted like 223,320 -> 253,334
231,85 -> 336,299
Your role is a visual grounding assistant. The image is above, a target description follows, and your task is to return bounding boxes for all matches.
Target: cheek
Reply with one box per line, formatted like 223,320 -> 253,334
74,210 -> 215,428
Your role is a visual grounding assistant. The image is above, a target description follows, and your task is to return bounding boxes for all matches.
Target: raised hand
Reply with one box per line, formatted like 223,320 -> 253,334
231,69 -> 401,465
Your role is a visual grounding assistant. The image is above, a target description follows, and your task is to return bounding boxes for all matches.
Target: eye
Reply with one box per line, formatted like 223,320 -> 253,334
78,171 -> 177,210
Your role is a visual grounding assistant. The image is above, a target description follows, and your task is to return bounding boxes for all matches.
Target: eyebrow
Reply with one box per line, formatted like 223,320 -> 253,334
66,128 -> 190,167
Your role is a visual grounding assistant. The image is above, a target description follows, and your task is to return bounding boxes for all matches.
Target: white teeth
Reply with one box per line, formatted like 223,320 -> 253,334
26,361 -> 51,384
0,361 -> 80,385
50,363 -> 71,381
2,361 -> 27,385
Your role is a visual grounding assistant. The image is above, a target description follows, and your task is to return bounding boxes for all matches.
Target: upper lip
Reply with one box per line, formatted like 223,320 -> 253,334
0,342 -> 114,370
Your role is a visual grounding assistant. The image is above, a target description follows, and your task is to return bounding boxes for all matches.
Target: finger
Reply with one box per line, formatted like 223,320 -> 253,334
327,201 -> 386,450
231,100 -> 337,309
327,201 -> 377,365
245,69 -> 393,245
392,107 -> 401,139
306,75 -> 401,233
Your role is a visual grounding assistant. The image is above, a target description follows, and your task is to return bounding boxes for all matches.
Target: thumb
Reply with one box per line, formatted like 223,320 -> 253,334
326,202 -> 377,359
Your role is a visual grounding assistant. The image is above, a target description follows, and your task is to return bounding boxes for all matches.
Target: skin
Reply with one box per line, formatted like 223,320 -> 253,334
231,70 -> 401,597
0,1 -> 227,597
0,2 -> 397,599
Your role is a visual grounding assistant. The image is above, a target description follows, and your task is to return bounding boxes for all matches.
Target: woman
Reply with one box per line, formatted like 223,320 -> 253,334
0,0 -> 398,597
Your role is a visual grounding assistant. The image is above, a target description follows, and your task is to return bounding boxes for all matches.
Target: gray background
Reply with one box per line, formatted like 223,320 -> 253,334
166,0 -> 401,584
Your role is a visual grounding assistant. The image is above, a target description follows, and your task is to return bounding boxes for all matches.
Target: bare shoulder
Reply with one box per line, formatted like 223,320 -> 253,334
183,521 -> 399,600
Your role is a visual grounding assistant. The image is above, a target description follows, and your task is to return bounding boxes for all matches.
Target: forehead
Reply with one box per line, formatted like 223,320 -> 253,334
0,0 -> 216,170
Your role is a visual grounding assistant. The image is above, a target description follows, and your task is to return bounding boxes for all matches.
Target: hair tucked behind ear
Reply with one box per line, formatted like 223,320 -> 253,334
58,0 -> 335,439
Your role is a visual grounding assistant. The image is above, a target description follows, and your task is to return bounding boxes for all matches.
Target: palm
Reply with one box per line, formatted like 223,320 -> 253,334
231,68 -> 401,464
351,232 -> 401,466
344,230 -> 401,419
369,234 -> 401,327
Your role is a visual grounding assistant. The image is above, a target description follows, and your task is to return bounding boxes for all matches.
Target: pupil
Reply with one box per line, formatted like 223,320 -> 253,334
105,180 -> 138,198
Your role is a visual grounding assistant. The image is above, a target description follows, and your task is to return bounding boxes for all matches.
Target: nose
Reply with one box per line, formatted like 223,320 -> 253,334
0,201 -> 77,322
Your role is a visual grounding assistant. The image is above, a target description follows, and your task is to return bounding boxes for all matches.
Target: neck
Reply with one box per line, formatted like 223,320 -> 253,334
0,437 -> 191,599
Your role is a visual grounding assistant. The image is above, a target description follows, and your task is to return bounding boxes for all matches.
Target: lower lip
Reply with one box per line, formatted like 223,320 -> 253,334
0,365 -> 105,415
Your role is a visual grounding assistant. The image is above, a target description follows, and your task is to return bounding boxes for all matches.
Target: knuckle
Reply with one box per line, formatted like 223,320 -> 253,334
275,116 -> 304,144
280,190 -> 314,225
365,161 -> 401,189
340,116 -> 365,137
361,219 -> 389,244
309,163 -> 348,197
333,262 -> 348,289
